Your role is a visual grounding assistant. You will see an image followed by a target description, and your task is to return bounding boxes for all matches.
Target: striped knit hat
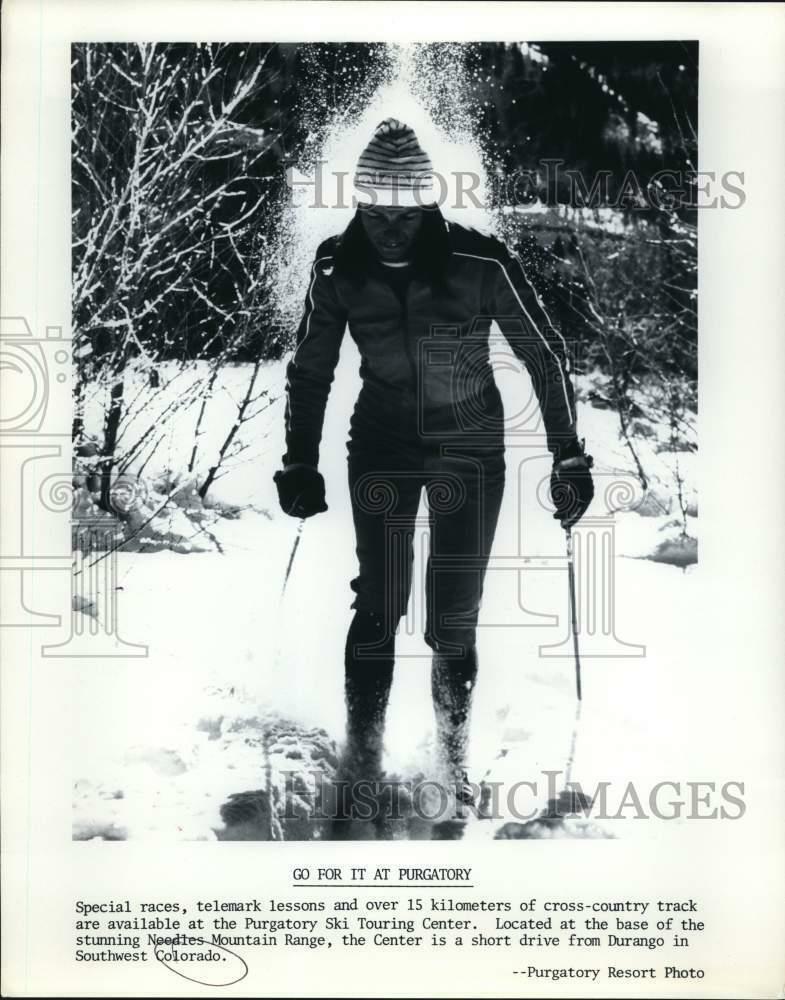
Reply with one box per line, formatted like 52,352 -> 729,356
354,118 -> 436,206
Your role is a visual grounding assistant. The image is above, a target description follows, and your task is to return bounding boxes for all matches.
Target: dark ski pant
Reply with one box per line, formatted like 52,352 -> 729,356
346,439 -> 506,658
339,433 -> 505,780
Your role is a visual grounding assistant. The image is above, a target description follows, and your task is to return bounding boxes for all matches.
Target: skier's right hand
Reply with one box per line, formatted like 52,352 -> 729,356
273,464 -> 327,518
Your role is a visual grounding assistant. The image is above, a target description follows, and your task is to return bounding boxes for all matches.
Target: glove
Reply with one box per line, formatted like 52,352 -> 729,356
550,440 -> 594,530
273,464 -> 327,519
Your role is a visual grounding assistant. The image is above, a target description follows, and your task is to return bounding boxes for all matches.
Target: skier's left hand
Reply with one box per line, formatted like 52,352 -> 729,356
550,442 -> 594,530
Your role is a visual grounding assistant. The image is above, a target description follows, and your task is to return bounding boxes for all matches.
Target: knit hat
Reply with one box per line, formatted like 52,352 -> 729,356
354,118 -> 436,207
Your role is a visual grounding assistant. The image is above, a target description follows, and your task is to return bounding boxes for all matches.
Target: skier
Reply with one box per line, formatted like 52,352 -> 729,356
273,118 -> 594,816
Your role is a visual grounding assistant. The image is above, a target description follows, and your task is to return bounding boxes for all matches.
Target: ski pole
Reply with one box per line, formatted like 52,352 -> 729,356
272,517 -> 305,673
280,517 -> 305,598
473,528 -> 584,817
563,526 -> 582,792
565,526 -> 582,702
261,516 -> 307,840
487,528 -> 587,831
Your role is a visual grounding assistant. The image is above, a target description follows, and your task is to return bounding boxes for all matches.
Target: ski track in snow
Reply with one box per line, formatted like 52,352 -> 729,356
73,352 -> 716,843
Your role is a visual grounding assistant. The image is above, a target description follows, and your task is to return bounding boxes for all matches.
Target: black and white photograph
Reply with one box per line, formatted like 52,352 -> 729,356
69,38 -> 703,842
2,3 -> 784,997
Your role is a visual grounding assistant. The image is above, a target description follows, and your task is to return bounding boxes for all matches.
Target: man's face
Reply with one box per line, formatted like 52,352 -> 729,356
358,205 -> 424,262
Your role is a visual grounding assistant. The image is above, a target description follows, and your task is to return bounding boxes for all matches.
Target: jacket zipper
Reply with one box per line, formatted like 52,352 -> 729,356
401,283 -> 418,407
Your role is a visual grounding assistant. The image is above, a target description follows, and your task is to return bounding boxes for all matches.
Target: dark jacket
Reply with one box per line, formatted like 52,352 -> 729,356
283,210 -> 578,466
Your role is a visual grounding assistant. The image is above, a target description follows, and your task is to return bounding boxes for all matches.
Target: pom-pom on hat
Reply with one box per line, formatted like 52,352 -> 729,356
354,117 -> 436,207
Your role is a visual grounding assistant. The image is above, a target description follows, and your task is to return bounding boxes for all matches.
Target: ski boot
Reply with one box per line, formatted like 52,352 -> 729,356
430,644 -> 481,824
331,611 -> 394,838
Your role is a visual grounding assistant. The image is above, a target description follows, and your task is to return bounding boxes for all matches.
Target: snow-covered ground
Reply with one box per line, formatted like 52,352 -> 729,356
73,343 -> 703,842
